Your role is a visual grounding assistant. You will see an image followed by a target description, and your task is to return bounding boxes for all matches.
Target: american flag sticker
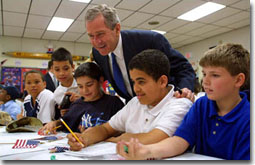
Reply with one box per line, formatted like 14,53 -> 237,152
12,139 -> 40,149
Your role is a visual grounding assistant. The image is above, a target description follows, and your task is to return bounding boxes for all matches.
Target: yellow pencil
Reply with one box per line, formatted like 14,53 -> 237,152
60,118 -> 84,147
45,125 -> 62,135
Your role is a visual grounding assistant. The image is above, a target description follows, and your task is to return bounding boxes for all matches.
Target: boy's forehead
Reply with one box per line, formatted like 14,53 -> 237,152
26,73 -> 43,80
53,60 -> 72,66
130,69 -> 151,79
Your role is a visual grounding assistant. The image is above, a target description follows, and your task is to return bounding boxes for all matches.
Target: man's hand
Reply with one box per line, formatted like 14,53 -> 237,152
174,88 -> 195,102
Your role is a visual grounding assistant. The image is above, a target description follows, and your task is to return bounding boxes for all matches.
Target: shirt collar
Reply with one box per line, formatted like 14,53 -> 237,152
208,92 -> 248,123
111,34 -> 123,60
147,85 -> 174,116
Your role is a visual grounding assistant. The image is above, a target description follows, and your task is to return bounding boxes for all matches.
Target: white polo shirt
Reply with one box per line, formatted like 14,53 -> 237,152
109,85 -> 192,136
53,79 -> 78,105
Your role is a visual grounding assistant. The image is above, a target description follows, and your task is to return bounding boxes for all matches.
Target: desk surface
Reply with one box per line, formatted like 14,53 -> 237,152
0,126 -> 222,160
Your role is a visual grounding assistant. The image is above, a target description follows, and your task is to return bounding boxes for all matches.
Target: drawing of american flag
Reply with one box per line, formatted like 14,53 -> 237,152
12,139 -> 40,149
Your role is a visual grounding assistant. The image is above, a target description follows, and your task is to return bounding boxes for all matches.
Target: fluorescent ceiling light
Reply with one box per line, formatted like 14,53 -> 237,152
47,17 -> 74,32
69,0 -> 91,3
151,30 -> 166,35
177,2 -> 225,21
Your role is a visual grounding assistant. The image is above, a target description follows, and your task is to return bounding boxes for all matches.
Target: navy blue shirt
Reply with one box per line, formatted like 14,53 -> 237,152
174,92 -> 250,160
62,93 -> 124,132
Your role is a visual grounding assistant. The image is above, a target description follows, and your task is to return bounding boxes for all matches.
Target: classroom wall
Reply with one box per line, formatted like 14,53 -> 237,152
0,36 -> 92,68
0,25 -> 250,74
176,25 -> 250,80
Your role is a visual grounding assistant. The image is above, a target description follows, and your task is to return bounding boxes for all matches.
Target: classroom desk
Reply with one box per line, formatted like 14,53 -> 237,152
0,126 -> 222,160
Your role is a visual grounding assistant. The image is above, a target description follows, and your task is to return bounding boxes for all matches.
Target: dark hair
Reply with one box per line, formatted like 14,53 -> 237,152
24,70 -> 45,82
51,47 -> 73,65
74,62 -> 102,81
47,60 -> 53,70
199,43 -> 250,90
128,49 -> 170,81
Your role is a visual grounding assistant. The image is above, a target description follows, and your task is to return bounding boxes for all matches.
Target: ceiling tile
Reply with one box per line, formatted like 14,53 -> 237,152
121,26 -> 132,31
26,15 -> 51,29
208,0 -> 241,6
227,18 -> 250,29
157,19 -> 188,32
186,24 -> 219,36
179,36 -> 204,46
137,15 -> 173,30
230,0 -> 250,10
76,33 -> 90,43
170,35 -> 192,44
91,0 -> 122,7
116,0 -> 151,11
198,7 -> 240,24
3,11 -> 27,27
30,0 -> 61,16
212,11 -> 249,26
60,32 -> 82,42
139,0 -> 180,14
165,32 -> 179,40
2,0 -> 30,13
77,4 -> 97,21
0,12 -> 2,25
160,0 -> 205,17
55,0 -> 88,19
171,22 -> 205,34
116,9 -> 134,22
4,26 -> 24,37
121,12 -> 154,27
42,31 -> 63,40
171,43 -> 183,49
23,28 -> 45,39
67,20 -> 86,33
201,27 -> 233,38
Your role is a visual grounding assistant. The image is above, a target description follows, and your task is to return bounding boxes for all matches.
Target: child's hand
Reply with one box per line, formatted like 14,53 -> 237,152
116,138 -> 152,160
38,121 -> 58,135
67,133 -> 84,151
65,91 -> 81,102
16,109 -> 24,120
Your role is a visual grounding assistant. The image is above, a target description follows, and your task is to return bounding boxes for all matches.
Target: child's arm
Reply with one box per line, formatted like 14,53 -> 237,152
67,122 -> 117,151
117,136 -> 189,160
105,128 -> 169,144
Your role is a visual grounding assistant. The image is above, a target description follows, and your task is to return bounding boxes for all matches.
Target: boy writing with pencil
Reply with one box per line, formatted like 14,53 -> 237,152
67,49 -> 192,151
117,43 -> 250,160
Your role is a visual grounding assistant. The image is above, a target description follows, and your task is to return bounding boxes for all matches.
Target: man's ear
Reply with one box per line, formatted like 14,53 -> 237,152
115,23 -> 121,35
235,73 -> 245,88
159,75 -> 168,88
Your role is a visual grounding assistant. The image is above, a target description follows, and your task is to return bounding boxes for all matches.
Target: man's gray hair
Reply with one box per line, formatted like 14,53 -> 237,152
85,4 -> 120,30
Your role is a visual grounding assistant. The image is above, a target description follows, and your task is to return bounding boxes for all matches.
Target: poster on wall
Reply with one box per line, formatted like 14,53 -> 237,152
1,67 -> 22,91
1,67 -> 47,93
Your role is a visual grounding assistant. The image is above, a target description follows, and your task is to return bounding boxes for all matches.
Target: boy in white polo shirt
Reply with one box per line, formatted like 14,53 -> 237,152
67,49 -> 192,151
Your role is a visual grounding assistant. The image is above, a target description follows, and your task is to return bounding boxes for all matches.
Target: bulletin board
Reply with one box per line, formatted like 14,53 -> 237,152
1,67 -> 47,92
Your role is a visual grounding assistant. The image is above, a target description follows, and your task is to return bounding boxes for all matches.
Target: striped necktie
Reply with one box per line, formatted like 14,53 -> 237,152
111,53 -> 128,95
